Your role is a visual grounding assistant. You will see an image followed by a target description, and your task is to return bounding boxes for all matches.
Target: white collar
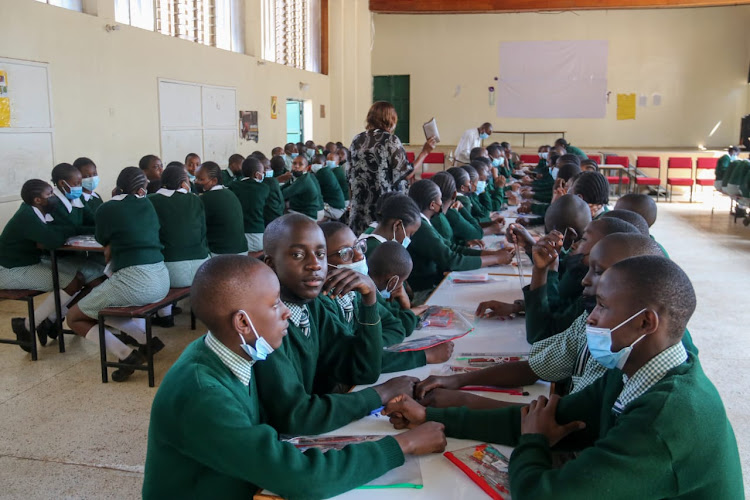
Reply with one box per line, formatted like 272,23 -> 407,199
52,187 -> 84,212
420,213 -> 433,227
110,194 -> 128,201
360,233 -> 386,243
209,185 -> 225,191
82,191 -> 101,201
32,206 -> 54,224
155,187 -> 188,197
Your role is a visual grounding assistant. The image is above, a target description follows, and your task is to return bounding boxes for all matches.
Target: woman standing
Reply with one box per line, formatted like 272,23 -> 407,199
348,101 -> 436,234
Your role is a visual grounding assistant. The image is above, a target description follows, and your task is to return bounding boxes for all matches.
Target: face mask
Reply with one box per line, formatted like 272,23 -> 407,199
394,222 -> 411,249
306,150 -> 315,160
62,181 -> 83,200
82,176 -> 100,192
292,170 -> 304,178
479,132 -> 490,140
290,153 -> 299,159
44,195 -> 59,213
326,160 -> 337,168
187,173 -> 196,182
378,276 -> 399,300
491,158 -> 504,167
331,258 -> 369,276
476,180 -> 487,195
311,164 -> 324,173
551,167 -> 559,180
586,308 -> 648,370
254,176 -> 264,183
539,152 -> 549,159
237,310 -> 274,361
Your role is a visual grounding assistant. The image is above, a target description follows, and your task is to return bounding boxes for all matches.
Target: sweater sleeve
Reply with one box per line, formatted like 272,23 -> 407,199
381,351 -> 427,373
179,385 -> 404,499
446,209 -> 483,242
523,285 -> 583,343
422,226 -> 482,272
378,301 -> 407,346
281,177 -> 305,200
384,300 -> 419,336
24,212 -> 72,250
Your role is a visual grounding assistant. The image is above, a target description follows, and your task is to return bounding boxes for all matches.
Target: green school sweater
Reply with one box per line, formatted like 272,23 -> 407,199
253,295 -> 384,434
281,173 -> 323,219
407,217 -> 482,292
715,154 -> 731,181
487,176 -> 506,211
361,233 -> 385,259
148,191 -> 209,262
83,193 -> 103,213
379,294 -> 420,335
314,167 -> 346,210
524,285 -> 584,344
566,144 -> 587,159
466,193 -> 491,222
456,202 -> 484,231
722,160 -> 749,187
445,207 -> 483,243
425,353 -> 742,499
531,173 -> 554,203
143,337 -> 404,500
50,194 -> 95,235
199,188 -> 248,255
262,177 -> 284,226
96,195 -> 164,272
221,169 -> 242,187
740,166 -> 750,198
0,204 -> 74,268
228,179 -> 270,234
332,165 -> 350,201
310,174 -> 326,211
430,213 -> 482,256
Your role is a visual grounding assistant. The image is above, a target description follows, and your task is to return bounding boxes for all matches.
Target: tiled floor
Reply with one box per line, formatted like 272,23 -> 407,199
0,194 -> 747,498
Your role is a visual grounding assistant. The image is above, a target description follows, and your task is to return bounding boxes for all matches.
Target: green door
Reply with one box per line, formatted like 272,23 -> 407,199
373,75 -> 410,144
286,100 -> 303,144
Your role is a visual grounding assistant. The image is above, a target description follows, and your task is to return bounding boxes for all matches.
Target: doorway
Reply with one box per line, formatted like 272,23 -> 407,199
286,99 -> 303,144
373,75 -> 410,144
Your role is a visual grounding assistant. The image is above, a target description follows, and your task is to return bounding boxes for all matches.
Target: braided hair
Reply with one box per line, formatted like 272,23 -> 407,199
376,193 -> 420,226
408,179 -> 441,212
432,171 -> 456,203
160,164 -> 189,190
115,167 -> 148,196
21,179 -> 51,205
200,161 -> 222,182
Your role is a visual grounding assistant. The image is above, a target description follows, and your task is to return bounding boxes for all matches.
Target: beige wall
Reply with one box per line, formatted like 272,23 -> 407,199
372,6 -> 750,150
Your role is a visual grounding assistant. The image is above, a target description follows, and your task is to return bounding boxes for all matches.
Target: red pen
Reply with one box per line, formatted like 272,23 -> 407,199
460,386 -> 530,396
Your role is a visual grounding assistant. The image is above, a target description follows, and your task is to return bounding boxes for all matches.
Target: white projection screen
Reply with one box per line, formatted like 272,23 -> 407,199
497,40 -> 608,119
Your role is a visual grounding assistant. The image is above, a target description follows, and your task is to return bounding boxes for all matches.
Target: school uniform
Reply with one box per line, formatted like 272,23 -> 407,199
565,144 -> 587,159
262,176 -> 284,226
721,160 -> 748,194
143,333 -> 404,500
198,185 -> 248,256
76,194 -> 169,319
463,193 -> 492,223
309,173 -> 326,220
431,212 -> 485,254
407,214 -> 482,293
281,172 -> 324,221
253,295 -> 384,434
50,187 -> 95,235
221,169 -> 242,187
148,188 -> 210,288
531,172 -> 554,203
332,165 -> 350,206
425,346 -> 741,499
445,207 -> 483,244
314,165 -> 347,220
82,191 -> 103,213
359,231 -> 386,259
228,178 -> 270,252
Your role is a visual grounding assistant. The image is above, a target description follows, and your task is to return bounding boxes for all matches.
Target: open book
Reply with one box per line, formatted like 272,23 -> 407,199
423,117 -> 440,143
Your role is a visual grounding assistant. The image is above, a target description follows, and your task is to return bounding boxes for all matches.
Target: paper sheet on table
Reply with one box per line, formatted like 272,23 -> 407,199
423,117 -> 440,143
65,235 -> 103,248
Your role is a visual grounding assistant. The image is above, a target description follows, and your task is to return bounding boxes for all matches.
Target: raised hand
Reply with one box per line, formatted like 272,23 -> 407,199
531,240 -> 558,270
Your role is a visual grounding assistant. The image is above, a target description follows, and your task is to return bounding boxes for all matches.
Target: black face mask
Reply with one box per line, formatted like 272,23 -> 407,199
292,170 -> 304,178
193,183 -> 205,194
44,195 -> 60,214
583,294 -> 597,314
565,252 -> 585,270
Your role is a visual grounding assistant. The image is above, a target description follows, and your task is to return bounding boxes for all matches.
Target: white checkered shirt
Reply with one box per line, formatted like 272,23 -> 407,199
204,331 -> 254,386
335,292 -> 356,324
283,301 -> 311,336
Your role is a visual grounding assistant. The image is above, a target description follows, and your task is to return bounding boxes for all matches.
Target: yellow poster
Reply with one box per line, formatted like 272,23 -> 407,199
271,96 -> 278,119
617,93 -> 636,121
0,70 -> 9,127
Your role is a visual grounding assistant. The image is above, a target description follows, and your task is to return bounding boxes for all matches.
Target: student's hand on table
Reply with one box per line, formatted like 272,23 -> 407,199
409,304 -> 429,316
517,201 -> 532,214
521,395 -> 585,447
424,341 -> 454,364
475,300 -> 522,319
393,421 -> 447,455
521,190 -> 534,200
532,240 -> 559,271
485,221 -> 504,235
507,192 -> 520,206
489,213 -> 505,224
415,375 -> 463,399
374,376 -> 420,404
467,239 -> 485,249
323,267 -> 378,305
489,247 -> 515,266
383,394 -> 427,429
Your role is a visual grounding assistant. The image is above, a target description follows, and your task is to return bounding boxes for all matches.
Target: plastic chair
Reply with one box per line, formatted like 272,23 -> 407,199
520,154 -> 539,164
633,156 -> 663,202
666,157 -> 694,202
586,153 -> 603,164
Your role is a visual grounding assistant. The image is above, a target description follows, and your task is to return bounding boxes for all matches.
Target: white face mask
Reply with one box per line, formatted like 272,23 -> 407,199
330,258 -> 369,276
539,152 -> 549,160
237,310 -> 275,361
311,164 -> 324,173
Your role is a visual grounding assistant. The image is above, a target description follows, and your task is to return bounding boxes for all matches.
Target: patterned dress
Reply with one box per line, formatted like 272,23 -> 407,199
348,129 -> 410,234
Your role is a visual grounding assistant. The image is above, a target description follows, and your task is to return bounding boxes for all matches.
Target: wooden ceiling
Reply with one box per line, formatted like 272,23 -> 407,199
370,0 -> 750,13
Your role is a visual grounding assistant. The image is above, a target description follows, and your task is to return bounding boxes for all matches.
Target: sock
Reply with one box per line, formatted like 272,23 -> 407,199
85,325 -> 133,360
157,305 -> 172,318
106,318 -> 147,344
26,291 -> 73,330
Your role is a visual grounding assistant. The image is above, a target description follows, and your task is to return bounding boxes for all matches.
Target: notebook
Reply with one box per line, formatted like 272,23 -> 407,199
423,117 -> 440,143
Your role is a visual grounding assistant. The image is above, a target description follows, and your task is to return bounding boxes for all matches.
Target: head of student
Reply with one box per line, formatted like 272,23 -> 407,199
324,142 -> 337,155
614,193 -> 657,227
570,171 -> 610,218
312,153 -> 327,167
228,154 -> 245,175
538,144 -> 550,156
544,193 -> 592,244
305,140 -> 316,150
338,147 -> 350,164
51,162 -> 83,201
291,155 -> 310,176
469,147 -> 489,161
478,122 -> 493,139
139,154 -> 163,181
554,138 -> 569,150
431,172 -> 457,214
470,160 -> 489,184
728,146 -> 740,159
573,216 -> 640,266
73,157 -> 99,193
195,161 -> 222,192
373,192 -> 422,246
184,153 -> 201,177
556,162 -> 582,187
460,165 -> 479,192
320,222 -> 368,275
366,101 -> 398,134
192,255 -> 291,359
368,241 -> 414,298
115,166 -> 149,197
271,146 -> 283,157
21,179 -> 56,213
241,156 -> 265,182
284,143 -> 298,157
270,155 -> 287,177
486,145 -> 505,166
296,142 -> 307,157
325,152 -> 339,168
587,256 -> 696,374
602,209 -> 650,236
161,164 -> 191,192
263,213 -> 327,303
581,159 -> 599,172
409,179 -> 442,217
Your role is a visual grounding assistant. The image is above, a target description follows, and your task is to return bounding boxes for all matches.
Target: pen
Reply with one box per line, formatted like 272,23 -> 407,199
460,386 -> 530,396
369,406 -> 385,416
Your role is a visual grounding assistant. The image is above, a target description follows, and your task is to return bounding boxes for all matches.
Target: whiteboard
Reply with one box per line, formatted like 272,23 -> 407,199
161,129 -> 203,165
0,133 -> 55,202
202,129 -> 236,166
158,81 -> 202,129
202,86 -> 236,128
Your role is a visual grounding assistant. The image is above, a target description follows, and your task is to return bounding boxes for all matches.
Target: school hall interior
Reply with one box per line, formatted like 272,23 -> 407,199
1,0 -> 750,498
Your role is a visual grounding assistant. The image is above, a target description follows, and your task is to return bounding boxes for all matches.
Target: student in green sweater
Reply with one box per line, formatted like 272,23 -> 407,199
331,151 -> 351,207
73,157 -> 103,213
228,156 -> 269,253
142,255 -> 447,500
406,180 -> 514,299
282,155 -> 324,221
430,172 -> 484,249
49,162 -> 96,235
715,146 -> 739,189
447,167 -> 504,236
222,153 -> 245,186
138,154 -> 163,183
723,157 -> 749,196
184,152 -> 201,193
569,171 -> 610,219
386,255 -> 743,499
254,214 -> 422,434
66,167 -> 170,381
0,180 -> 88,350
358,193 -> 422,258
259,155 -> 285,225
554,137 -> 587,159
195,162 -> 248,257
311,153 -> 347,220
520,160 -> 582,218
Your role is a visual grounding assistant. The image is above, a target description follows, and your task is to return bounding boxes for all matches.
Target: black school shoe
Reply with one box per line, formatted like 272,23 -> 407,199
11,318 -> 32,353
138,337 -> 165,356
111,350 -> 147,382
151,315 -> 174,328
38,318 -> 56,342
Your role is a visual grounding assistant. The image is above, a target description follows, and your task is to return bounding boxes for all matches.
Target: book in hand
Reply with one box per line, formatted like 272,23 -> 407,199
423,117 -> 440,143
444,444 -> 511,499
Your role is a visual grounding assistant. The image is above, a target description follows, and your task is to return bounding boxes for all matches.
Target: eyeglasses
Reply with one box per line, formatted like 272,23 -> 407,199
328,239 -> 368,262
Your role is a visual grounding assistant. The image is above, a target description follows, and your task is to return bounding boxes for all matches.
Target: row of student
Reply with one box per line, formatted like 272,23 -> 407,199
143,190 -> 742,498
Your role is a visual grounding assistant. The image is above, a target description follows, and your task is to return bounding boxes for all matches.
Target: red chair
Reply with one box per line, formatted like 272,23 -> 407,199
424,152 -> 445,165
520,154 -> 539,164
666,157 -> 694,202
406,152 -> 416,164
603,156 -> 630,195
695,157 -> 718,187
421,171 -> 436,180
586,153 -> 603,164
634,156 -> 663,201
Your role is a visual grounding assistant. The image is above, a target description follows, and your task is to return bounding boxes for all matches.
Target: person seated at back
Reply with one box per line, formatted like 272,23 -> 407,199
601,209 -> 649,236
519,163 -> 555,205
536,145 -> 550,168
195,161 -> 248,257
270,146 -> 283,158
184,153 -> 201,193
148,165 -> 210,327
569,171 -> 611,219
282,142 -> 298,170
386,255 -> 742,499
141,155 -> 164,194
269,154 -> 290,183
430,172 -> 484,249
222,154 -> 245,186
580,158 -> 598,172
715,146 -> 739,189
472,158 -> 500,212
312,152 -> 347,220
720,152 -> 749,195
330,150 -> 351,208
142,255 -> 447,500
49,162 -> 95,234
253,153 -> 285,225
406,180 -> 514,303
281,155 -> 324,221
460,164 -> 504,224
73,157 -> 103,213
359,193 -> 422,258
228,157 -> 269,254
447,167 -> 503,235
554,137 -> 586,159
521,161 -> 582,217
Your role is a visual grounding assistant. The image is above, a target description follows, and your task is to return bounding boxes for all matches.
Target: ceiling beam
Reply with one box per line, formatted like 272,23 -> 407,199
370,0 -> 750,13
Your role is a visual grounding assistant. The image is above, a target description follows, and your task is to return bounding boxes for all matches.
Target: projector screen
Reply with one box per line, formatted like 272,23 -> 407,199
497,40 -> 608,119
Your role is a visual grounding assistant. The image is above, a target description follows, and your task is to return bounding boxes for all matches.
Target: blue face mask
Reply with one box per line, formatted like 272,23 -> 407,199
326,160 -> 337,168
332,258 -> 369,276
479,132 -> 490,140
82,176 -> 100,192
290,153 -> 299,159
378,276 -> 400,300
550,167 -> 559,180
586,308 -> 648,370
188,173 -> 196,182
491,158 -> 503,167
237,310 -> 275,361
394,221 -> 411,249
265,170 -> 273,178
539,152 -> 549,160
62,181 -> 83,200
476,180 -> 487,195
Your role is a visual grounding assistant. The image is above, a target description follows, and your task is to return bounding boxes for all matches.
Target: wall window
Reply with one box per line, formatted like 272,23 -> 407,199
34,0 -> 83,11
261,0 -> 321,73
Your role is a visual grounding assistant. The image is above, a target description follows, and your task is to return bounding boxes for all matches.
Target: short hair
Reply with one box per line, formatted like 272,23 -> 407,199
602,209 -> 650,236
728,146 -> 740,154
160,164 -> 189,190
615,193 -> 657,227
51,163 -> 78,184
469,147 -> 486,161
271,147 -> 283,156
368,241 -> 413,279
72,157 -> 95,170
263,213 -> 320,256
241,156 -> 263,178
251,151 -> 267,160
607,256 -> 696,340
116,166 -> 148,195
591,216 -> 640,237
469,160 -> 488,176
559,154 -> 581,166
375,193 -> 421,226
408,179 -> 441,211
319,221 -> 350,240
570,171 -> 610,205
548,152 -> 561,167
366,101 -> 398,132
447,166 -> 470,187
557,163 -> 582,182
486,145 -> 502,157
228,154 -> 245,165
166,161 -> 183,169
596,233 -> 663,259
461,165 -> 479,181
555,138 -> 569,148
21,179 -> 51,205
472,157 -> 491,169
432,172 -> 456,203
581,159 -> 599,171
312,154 -> 326,165
544,194 -> 592,237
139,155 -> 159,171
200,161 -> 222,182
185,153 -> 200,163
270,156 -> 287,176
500,141 -> 510,149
